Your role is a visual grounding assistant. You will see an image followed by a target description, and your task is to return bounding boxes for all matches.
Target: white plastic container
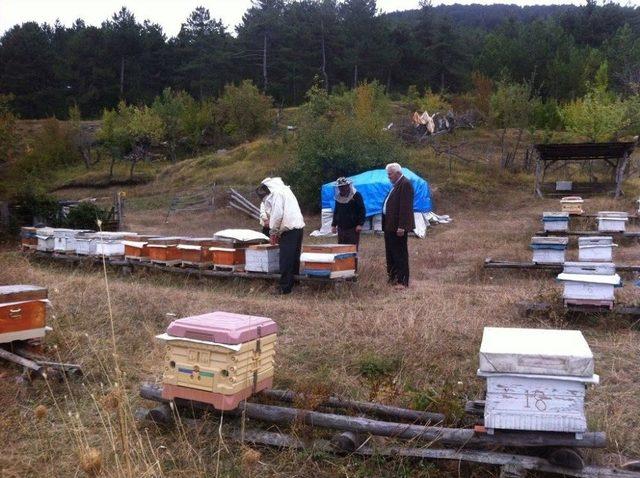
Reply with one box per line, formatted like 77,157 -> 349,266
597,211 -> 628,233
578,236 -> 614,262
542,212 -> 569,232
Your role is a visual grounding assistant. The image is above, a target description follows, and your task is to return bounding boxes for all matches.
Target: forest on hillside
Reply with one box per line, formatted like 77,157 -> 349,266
2,0 -> 640,118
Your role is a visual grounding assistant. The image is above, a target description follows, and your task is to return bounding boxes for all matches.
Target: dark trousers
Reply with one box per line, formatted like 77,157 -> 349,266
384,231 -> 409,286
279,228 -> 303,293
262,226 -> 270,237
337,227 -> 360,249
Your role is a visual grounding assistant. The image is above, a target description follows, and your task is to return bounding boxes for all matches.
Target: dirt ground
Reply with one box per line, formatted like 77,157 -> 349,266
1,182 -> 639,477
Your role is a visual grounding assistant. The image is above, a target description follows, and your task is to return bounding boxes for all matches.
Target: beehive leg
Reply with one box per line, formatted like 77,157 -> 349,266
500,464 -> 526,478
147,404 -> 175,427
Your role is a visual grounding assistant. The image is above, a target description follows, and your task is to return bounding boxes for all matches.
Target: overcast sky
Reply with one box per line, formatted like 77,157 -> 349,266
1,1 -> 638,37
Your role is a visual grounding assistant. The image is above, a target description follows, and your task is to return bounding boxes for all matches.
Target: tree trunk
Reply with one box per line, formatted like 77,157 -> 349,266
109,152 -> 117,180
120,56 -> 125,98
320,19 -> 329,91
353,63 -> 358,88
262,34 -> 268,92
129,158 -> 136,180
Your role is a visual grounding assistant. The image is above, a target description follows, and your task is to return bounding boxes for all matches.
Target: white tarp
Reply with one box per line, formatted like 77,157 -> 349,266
214,229 -> 269,242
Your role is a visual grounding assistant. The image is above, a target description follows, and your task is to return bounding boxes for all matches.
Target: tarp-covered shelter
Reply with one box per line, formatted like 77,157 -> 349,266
533,142 -> 636,198
315,168 -> 434,237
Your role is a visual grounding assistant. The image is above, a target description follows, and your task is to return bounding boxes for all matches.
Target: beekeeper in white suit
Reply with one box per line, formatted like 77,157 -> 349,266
256,177 -> 305,294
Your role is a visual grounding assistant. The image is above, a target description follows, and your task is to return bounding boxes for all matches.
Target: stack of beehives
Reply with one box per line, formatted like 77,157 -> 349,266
0,285 -> 49,344
176,237 -> 221,267
157,311 -> 277,410
560,196 -> 584,215
478,327 -> 599,436
209,230 -> 270,271
300,244 -> 357,278
542,212 -> 570,232
122,234 -> 159,260
530,236 -> 568,264
557,261 -> 620,309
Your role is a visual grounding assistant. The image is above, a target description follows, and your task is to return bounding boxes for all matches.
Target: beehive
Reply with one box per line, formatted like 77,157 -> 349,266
245,245 -> 279,273
597,211 -> 628,233
300,245 -> 357,279
560,196 -> 584,215
0,285 -> 48,343
21,227 -> 38,250
578,236 -> 615,262
210,247 -> 246,269
530,236 -> 568,264
557,262 -> 619,308
478,327 -> 599,435
147,237 -> 184,263
122,234 -> 156,259
75,232 -> 129,256
157,311 -> 278,410
53,229 -> 82,253
542,212 -> 569,232
178,238 -> 223,265
36,227 -> 55,251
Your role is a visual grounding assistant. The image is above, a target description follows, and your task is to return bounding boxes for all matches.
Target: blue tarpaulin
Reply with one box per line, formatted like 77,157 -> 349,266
321,168 -> 432,217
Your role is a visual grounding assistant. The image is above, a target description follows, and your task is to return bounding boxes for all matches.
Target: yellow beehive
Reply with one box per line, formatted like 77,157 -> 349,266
157,311 -> 278,410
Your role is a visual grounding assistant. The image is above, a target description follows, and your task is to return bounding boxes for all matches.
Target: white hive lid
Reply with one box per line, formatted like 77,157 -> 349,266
479,327 -> 594,377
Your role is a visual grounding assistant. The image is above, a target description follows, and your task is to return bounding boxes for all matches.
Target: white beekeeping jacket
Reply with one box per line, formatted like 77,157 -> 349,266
261,177 -> 305,235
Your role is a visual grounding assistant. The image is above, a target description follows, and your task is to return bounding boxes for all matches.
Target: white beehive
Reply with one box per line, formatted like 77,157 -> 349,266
530,236 -> 568,264
557,262 -> 619,305
578,236 -> 615,262
54,229 -> 91,253
478,327 -> 598,435
245,245 -> 279,273
597,211 -> 628,233
542,212 -> 569,232
35,227 -> 55,251
76,232 -> 129,256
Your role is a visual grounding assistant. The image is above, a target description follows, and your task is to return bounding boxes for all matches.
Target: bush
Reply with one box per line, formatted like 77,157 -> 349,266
64,202 -> 110,230
531,99 -> 562,131
218,80 -> 273,143
290,82 -> 402,209
10,191 -> 61,228
0,94 -> 17,165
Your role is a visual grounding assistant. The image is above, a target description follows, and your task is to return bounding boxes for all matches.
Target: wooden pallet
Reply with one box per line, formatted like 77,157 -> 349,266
213,264 -> 244,272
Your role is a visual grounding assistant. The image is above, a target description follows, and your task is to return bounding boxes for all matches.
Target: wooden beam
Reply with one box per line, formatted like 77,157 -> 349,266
0,347 -> 42,373
139,384 -> 607,449
261,388 -> 445,424
232,429 -> 640,478
483,259 -> 640,273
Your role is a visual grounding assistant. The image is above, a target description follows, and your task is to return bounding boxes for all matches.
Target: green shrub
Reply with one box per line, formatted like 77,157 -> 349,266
64,202 -> 110,230
10,191 -> 61,227
217,80 -> 273,143
0,94 -> 17,165
290,81 -> 402,210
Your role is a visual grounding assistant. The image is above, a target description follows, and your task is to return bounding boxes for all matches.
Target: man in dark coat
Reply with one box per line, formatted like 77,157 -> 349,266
331,177 -> 366,249
382,163 -> 415,288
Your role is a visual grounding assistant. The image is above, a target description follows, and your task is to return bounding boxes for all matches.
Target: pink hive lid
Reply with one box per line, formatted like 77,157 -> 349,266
166,311 -> 277,344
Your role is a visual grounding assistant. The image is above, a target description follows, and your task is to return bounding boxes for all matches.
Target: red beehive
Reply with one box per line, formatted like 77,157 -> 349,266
0,285 -> 48,343
147,237 -> 184,263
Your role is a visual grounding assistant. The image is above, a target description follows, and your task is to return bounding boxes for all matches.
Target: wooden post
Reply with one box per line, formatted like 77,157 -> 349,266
534,155 -> 544,198
615,153 -> 629,199
0,201 -> 9,228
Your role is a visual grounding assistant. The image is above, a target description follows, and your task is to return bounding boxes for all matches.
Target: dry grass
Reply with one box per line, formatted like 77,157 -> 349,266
2,132 -> 640,477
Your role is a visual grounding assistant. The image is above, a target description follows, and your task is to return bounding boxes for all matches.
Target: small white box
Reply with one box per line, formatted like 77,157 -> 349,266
558,262 -> 619,302
556,181 -> 573,191
542,212 -> 569,232
597,211 -> 628,233
530,236 -> 568,264
245,245 -> 279,273
578,236 -> 614,262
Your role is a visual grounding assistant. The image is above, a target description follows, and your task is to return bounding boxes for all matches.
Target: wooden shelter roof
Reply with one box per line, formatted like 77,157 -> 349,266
534,142 -> 636,162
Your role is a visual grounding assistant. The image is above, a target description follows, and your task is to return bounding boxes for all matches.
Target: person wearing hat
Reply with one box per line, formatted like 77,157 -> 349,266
331,177 -> 366,249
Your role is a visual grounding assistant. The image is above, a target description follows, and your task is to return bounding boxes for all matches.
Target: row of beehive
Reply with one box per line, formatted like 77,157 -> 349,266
23,227 -> 358,278
531,236 -> 615,264
543,210 -> 629,233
